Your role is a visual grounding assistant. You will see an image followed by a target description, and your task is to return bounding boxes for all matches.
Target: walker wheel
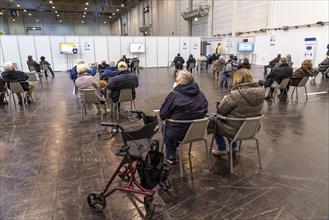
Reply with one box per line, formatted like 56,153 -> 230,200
159,176 -> 172,191
144,196 -> 155,219
87,193 -> 107,213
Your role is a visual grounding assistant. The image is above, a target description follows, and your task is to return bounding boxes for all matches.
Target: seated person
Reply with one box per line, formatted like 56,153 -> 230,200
160,70 -> 208,164
212,57 -> 225,77
197,53 -> 207,70
75,63 -> 107,115
39,56 -> 55,77
0,76 -> 8,106
259,57 -> 293,101
220,56 -> 239,87
2,61 -> 35,104
122,55 -> 130,68
130,56 -> 140,73
186,54 -> 196,73
238,57 -> 251,70
70,59 -> 97,83
27,55 -> 41,72
98,59 -> 110,73
286,54 -> 292,65
212,68 -> 264,156
290,60 -> 314,86
100,61 -> 118,81
314,56 -> 329,78
108,62 -> 138,106
173,53 -> 185,71
263,54 -> 281,76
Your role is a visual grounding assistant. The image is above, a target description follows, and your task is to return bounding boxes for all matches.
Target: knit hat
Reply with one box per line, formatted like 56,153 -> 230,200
118,61 -> 127,71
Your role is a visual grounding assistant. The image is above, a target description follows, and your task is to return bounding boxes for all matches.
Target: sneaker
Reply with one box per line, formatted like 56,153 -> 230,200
165,157 -> 176,165
211,149 -> 227,157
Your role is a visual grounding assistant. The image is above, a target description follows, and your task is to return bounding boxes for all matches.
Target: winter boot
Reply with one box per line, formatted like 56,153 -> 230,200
95,104 -> 102,115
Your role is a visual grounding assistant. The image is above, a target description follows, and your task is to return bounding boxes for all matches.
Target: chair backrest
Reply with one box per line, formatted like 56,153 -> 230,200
80,89 -> 99,104
278,78 -> 290,89
9,82 -> 25,93
297,76 -> 309,87
166,117 -> 209,143
289,62 -> 294,67
189,63 -> 195,69
133,62 -> 140,68
29,66 -> 36,72
118,89 -> 133,102
28,72 -> 39,81
217,115 -> 263,141
42,64 -> 49,71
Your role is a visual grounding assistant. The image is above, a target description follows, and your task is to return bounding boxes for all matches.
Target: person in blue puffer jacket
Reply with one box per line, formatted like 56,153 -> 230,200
100,61 -> 119,82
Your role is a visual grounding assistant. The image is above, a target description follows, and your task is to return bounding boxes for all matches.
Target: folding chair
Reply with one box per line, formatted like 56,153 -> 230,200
42,64 -> 49,77
210,114 -> 263,174
79,89 -> 106,121
115,89 -> 136,121
28,72 -> 43,92
161,117 -> 212,177
272,77 -> 291,102
28,66 -> 36,72
8,82 -> 31,107
290,76 -> 309,101
133,62 -> 140,74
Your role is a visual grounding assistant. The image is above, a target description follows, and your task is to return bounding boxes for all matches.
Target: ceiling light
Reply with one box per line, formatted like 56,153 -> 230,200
55,11 -> 58,13
24,9 -> 26,12
17,4 -> 21,7
36,19 -> 39,22
32,27 -> 36,30
85,8 -> 88,10
82,21 -> 84,23
109,16 -> 111,18
49,1 -> 53,3
116,9 -> 119,12
121,4 -> 124,6
57,14 -> 59,17
60,20 -> 62,22
13,19 -> 16,21
112,13 -> 115,15
104,21 -> 106,23
29,13 -> 32,16
52,6 -> 55,9
86,2 -> 89,5
83,15 -> 85,17
84,12 -> 86,14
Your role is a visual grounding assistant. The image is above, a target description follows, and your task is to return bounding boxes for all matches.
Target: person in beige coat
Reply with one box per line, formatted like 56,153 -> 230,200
212,68 -> 265,156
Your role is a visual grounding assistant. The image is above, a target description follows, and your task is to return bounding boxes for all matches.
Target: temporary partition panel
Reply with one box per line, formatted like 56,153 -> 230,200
179,37 -> 191,62
65,36 -> 81,67
17,36 -> 36,72
34,36 -> 53,69
157,37 -> 169,67
94,36 -> 109,63
143,37 -> 157,68
1,36 -> 22,70
190,37 -> 201,61
108,36 -> 121,62
120,36 -> 133,58
168,37 -> 180,63
50,36 -> 67,71
129,37 -> 145,67
80,36 -> 95,65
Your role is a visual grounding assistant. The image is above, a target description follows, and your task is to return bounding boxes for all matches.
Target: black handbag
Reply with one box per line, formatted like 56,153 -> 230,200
137,140 -> 164,190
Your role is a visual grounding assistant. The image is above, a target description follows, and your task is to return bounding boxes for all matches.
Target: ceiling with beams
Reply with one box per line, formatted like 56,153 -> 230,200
0,0 -> 143,21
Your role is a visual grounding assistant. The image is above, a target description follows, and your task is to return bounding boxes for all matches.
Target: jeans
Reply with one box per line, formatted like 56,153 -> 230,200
163,132 -> 180,160
214,131 -> 237,151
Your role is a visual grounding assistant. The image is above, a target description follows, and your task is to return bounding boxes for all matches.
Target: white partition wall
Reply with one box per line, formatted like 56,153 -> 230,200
0,35 -> 201,71
108,37 -> 121,62
94,36 -> 109,63
157,37 -> 169,67
79,36 -> 95,64
1,36 -> 22,70
17,36 -> 36,72
34,36 -> 53,69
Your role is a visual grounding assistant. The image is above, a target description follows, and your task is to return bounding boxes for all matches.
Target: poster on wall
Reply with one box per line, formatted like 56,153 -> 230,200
84,42 -> 91,51
270,36 -> 275,46
192,42 -> 198,50
182,42 -> 188,50
304,37 -> 316,60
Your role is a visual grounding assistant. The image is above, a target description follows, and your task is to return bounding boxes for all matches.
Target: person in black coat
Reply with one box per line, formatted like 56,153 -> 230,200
160,70 -> 208,164
173,53 -> 185,71
27,55 -> 41,72
108,61 -> 138,104
186,54 -> 196,73
263,54 -> 281,76
259,57 -> 293,100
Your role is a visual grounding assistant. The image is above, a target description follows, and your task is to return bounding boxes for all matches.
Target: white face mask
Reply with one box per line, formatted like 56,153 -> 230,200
173,82 -> 177,89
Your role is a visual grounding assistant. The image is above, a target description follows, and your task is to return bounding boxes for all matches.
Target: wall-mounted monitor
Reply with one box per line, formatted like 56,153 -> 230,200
238,42 -> 253,52
130,43 -> 145,53
60,43 -> 79,54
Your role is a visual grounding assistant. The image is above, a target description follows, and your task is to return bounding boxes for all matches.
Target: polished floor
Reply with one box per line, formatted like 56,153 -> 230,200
0,66 -> 328,220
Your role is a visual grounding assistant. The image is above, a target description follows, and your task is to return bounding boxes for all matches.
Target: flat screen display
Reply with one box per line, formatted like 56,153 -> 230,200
130,43 -> 145,53
238,42 -> 253,52
60,43 -> 80,54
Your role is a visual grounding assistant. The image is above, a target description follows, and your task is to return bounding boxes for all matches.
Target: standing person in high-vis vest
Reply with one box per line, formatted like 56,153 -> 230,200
216,43 -> 222,58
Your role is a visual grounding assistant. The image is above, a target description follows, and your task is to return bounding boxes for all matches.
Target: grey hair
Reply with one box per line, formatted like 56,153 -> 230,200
4,62 -> 14,71
77,59 -> 85,64
280,57 -> 288,64
176,70 -> 194,85
77,63 -> 88,75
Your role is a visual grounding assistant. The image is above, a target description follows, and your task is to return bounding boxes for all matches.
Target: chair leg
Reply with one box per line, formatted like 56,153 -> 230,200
188,143 -> 192,154
116,103 -> 119,121
209,132 -> 215,154
204,139 -> 211,171
255,138 -> 262,169
304,86 -> 308,100
179,145 -> 184,178
230,142 -> 234,174
291,87 -> 296,100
